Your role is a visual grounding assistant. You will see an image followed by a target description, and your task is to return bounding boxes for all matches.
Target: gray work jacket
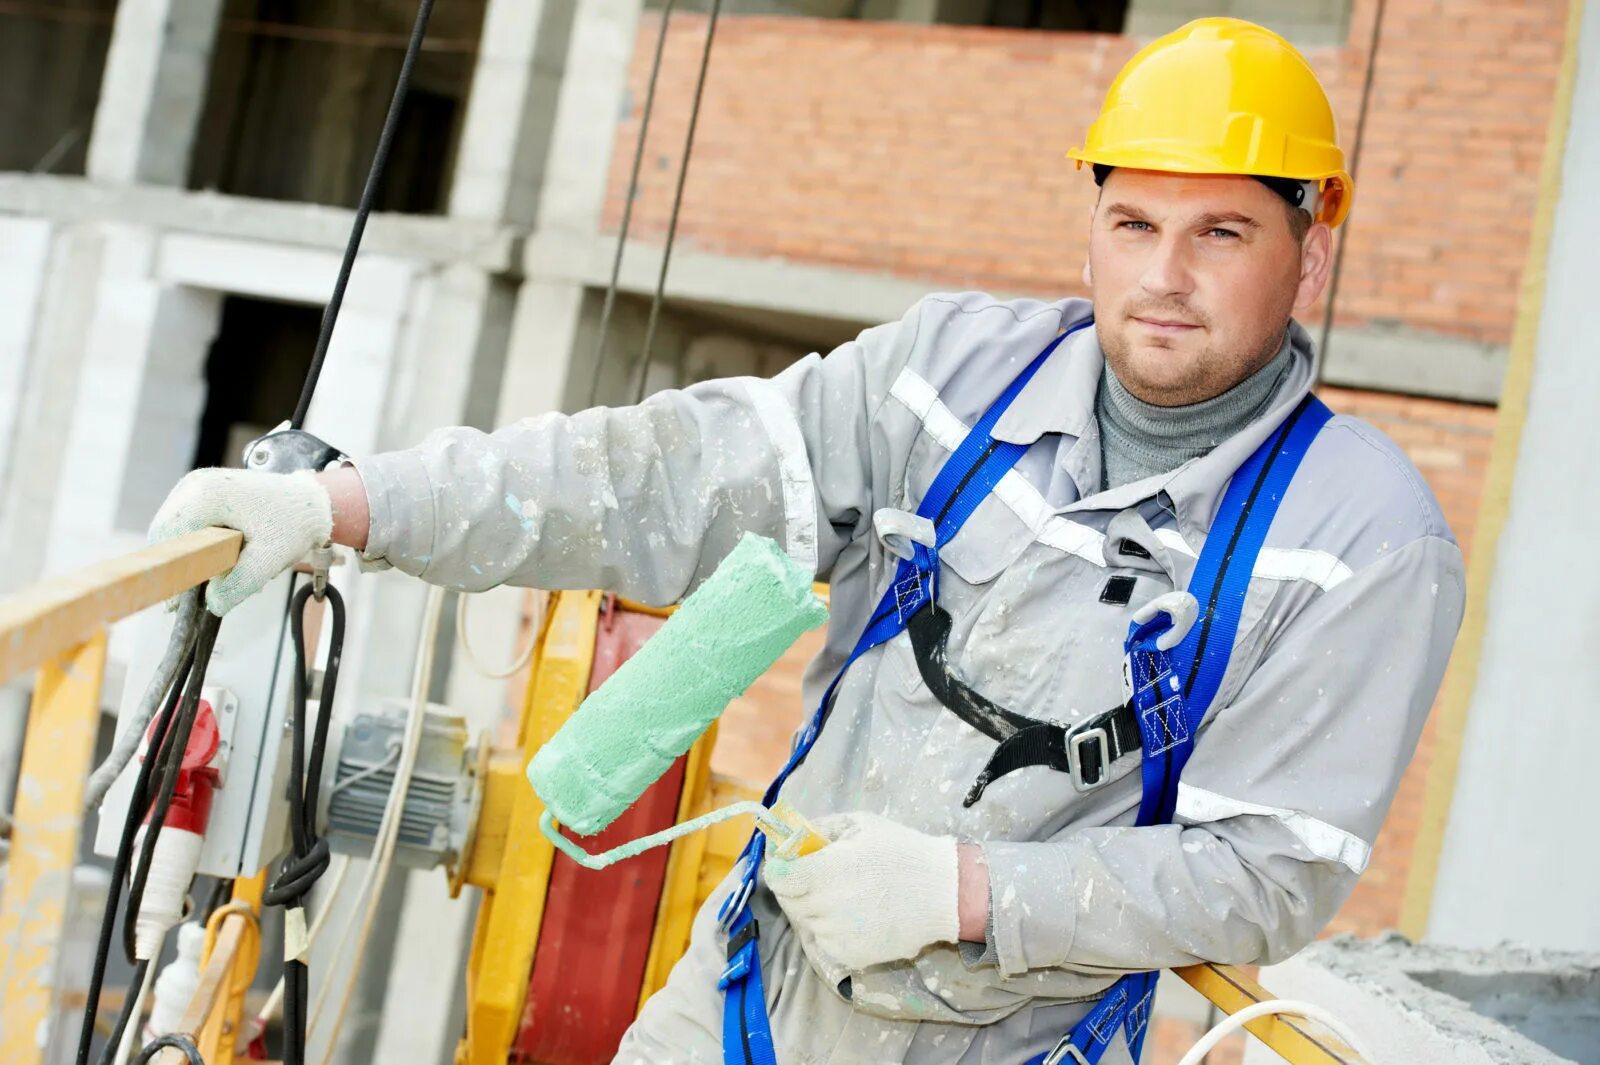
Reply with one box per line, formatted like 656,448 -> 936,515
354,293 -> 1465,1064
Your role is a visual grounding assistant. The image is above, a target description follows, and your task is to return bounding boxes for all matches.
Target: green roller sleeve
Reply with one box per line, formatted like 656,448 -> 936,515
526,532 -> 828,837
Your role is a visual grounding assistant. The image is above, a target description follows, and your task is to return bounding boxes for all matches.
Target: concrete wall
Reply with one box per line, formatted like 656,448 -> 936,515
1125,0 -> 1351,47
1427,0 -> 1600,954
601,4 -> 1564,368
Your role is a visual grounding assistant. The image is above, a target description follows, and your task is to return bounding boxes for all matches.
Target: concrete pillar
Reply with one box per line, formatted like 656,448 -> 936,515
336,266 -> 519,1065
45,226 -> 221,576
0,227 -> 105,597
0,218 -> 55,509
86,0 -> 223,186
534,0 -> 645,237
1426,0 -> 1600,952
447,0 -> 579,226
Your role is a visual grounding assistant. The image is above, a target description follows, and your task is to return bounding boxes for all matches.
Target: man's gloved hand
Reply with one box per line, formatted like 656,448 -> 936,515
149,468 -> 333,616
766,811 -> 959,972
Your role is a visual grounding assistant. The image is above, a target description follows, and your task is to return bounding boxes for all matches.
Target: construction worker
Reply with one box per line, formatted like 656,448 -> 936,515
151,18 -> 1463,1065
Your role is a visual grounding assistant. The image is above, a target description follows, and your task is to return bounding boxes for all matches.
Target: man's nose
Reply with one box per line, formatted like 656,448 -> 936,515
1139,235 -> 1195,299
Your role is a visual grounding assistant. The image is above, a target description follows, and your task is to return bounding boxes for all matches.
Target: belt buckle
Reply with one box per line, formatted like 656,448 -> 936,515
1042,1040 -> 1091,1065
1064,724 -> 1110,792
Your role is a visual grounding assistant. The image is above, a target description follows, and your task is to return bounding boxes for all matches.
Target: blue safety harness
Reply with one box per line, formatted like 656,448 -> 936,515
717,319 -> 1332,1065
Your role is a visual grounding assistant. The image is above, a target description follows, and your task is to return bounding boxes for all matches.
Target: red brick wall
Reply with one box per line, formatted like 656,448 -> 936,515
605,0 -> 1568,346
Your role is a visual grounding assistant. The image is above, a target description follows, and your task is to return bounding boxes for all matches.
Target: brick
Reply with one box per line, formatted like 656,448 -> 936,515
604,2 -> 1565,349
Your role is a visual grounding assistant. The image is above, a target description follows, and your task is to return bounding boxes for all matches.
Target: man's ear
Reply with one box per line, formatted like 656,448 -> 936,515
1082,256 -> 1094,290
1293,223 -> 1334,313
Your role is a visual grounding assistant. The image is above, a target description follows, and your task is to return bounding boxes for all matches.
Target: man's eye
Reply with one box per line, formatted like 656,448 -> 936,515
1208,228 -> 1240,240
1118,220 -> 1152,232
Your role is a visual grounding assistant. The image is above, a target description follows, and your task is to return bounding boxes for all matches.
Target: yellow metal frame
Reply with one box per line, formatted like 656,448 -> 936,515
0,529 -> 240,1064
1174,964 -> 1364,1063
1399,0 -> 1588,940
0,633 -> 108,1065
637,720 -> 722,1008
457,589 -> 603,1065
192,872 -> 267,1065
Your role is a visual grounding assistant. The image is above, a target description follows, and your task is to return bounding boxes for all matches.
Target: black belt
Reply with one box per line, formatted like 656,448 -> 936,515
906,603 -> 1141,806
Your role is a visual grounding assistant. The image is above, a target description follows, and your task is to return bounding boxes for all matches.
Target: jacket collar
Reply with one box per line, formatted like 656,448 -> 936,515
990,318 -> 1104,445
993,317 -> 1321,539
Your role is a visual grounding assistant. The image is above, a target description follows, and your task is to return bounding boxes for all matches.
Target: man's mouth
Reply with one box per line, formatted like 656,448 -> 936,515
1131,316 -> 1201,333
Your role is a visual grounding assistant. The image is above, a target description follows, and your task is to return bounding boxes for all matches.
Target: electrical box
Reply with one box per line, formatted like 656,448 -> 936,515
93,571 -> 308,878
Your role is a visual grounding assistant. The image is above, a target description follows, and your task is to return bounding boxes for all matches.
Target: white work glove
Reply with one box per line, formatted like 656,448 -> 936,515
765,811 -> 959,972
1133,590 -> 1199,650
148,468 -> 332,616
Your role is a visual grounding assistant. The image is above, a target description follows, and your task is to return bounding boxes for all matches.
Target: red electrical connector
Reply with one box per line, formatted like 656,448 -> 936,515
147,698 -> 221,834
132,699 -> 223,961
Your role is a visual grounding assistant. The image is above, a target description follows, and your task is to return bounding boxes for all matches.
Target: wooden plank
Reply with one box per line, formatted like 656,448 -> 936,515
0,528 -> 241,685
0,634 -> 107,1065
150,917 -> 247,1064
1174,963 -> 1367,1063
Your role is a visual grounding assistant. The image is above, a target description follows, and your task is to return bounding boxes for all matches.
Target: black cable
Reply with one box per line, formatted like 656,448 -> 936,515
290,0 -> 436,430
121,616 -> 223,965
587,0 -> 678,408
73,631 -> 200,1065
81,0 -> 427,1052
97,960 -> 150,1065
263,583 -> 346,1065
200,877 -> 235,924
131,1034 -> 204,1065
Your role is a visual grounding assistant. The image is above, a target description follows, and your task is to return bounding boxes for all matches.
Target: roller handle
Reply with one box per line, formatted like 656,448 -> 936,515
757,799 -> 829,858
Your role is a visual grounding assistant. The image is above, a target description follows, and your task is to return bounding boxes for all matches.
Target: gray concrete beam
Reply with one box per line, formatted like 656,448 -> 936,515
86,0 -> 223,186
527,229 -> 1507,402
0,175 -> 521,272
1250,936 -> 1600,1065
1124,0 -> 1353,48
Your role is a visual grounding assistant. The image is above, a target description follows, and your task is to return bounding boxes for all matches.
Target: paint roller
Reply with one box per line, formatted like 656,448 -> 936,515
526,531 -> 831,869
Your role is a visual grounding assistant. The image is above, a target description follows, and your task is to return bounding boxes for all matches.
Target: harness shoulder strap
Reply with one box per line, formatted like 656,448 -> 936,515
1036,393 -> 1334,1065
718,319 -> 1093,1065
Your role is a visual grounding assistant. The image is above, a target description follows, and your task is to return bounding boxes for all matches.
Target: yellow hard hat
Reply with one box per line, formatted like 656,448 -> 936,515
1068,17 -> 1353,228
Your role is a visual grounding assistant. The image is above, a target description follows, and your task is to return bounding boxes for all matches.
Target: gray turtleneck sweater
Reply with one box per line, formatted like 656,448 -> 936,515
1096,337 -> 1294,491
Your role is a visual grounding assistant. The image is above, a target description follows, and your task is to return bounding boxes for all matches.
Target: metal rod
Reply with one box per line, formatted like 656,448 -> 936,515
587,0 -> 678,408
632,0 -> 723,406
1316,0 -> 1388,379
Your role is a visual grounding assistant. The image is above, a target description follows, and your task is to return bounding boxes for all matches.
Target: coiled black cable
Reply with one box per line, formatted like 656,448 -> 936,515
131,1033 -> 204,1065
263,582 -> 346,1065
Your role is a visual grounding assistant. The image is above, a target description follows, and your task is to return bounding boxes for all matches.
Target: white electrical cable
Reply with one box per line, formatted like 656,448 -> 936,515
255,853 -> 352,1032
1175,998 -> 1374,1065
113,942 -> 162,1063
312,584 -> 445,1062
455,588 -> 540,679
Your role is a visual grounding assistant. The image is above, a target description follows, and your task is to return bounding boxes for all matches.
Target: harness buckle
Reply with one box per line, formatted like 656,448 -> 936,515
1042,1040 -> 1091,1065
1064,724 -> 1110,792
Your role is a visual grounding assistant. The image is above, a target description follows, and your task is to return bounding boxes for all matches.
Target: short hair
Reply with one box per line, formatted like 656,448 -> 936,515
1093,165 -> 1314,243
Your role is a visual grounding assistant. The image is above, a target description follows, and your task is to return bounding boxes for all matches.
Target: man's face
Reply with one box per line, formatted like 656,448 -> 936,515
1085,169 -> 1332,407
